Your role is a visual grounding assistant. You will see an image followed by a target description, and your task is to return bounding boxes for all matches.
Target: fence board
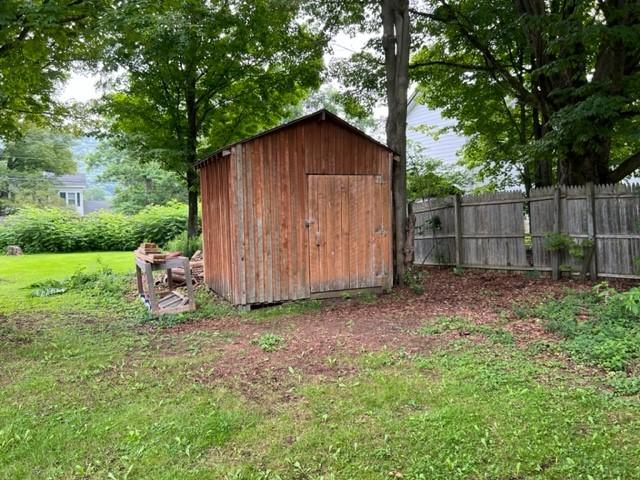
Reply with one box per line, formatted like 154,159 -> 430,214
415,183 -> 640,279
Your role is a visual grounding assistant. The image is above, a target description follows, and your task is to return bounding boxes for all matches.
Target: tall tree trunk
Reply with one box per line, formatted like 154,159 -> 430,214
185,72 -> 199,239
382,0 -> 410,285
186,167 -> 199,238
532,107 -> 552,187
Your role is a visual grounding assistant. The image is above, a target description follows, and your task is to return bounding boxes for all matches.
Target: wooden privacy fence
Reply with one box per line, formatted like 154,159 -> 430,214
413,183 -> 640,279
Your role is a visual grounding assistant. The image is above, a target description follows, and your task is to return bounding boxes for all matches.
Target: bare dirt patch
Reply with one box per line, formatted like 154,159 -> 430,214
162,268 -> 633,396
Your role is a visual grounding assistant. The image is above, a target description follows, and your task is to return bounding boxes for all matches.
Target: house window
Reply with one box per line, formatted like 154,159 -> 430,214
59,191 -> 81,208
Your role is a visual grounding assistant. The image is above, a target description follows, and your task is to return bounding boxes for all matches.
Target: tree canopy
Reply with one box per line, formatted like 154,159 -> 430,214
0,127 -> 75,214
95,0 -> 325,236
86,141 -> 187,215
411,0 -> 640,186
0,0 -> 101,140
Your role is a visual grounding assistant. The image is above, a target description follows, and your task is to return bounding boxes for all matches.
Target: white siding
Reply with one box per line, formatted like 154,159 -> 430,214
406,100 -> 467,167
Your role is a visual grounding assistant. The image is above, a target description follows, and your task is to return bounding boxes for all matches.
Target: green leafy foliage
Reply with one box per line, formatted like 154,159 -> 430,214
85,141 -> 187,214
0,127 -> 77,214
252,333 -> 285,352
163,232 -> 202,258
406,144 -> 469,201
97,0 -> 325,237
0,207 -> 81,253
28,266 -> 128,298
543,232 -> 593,259
535,286 -> 640,372
403,265 -> 427,295
0,1 -> 103,139
133,202 -> 190,246
410,0 -> 640,186
419,315 -> 514,345
0,202 -> 189,253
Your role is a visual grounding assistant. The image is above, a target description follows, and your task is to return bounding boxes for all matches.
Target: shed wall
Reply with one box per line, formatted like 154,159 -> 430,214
200,154 -> 235,301
200,118 -> 393,305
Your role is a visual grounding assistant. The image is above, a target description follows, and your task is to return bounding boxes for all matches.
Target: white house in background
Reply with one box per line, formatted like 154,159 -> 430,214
55,173 -> 86,215
53,174 -> 112,216
406,91 -> 467,167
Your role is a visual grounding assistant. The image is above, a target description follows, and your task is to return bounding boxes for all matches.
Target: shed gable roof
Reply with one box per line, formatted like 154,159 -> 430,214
196,109 -> 395,168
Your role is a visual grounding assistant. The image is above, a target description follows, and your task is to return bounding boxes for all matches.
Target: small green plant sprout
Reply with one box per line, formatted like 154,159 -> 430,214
252,332 -> 284,352
403,265 -> 426,295
452,266 -> 464,276
592,281 -> 617,302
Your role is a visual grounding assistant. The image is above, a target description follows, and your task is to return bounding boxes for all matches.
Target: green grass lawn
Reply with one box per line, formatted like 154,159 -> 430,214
0,252 -> 133,312
1,253 -> 640,479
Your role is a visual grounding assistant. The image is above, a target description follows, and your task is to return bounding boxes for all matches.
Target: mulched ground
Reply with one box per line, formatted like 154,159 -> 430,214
163,268 -> 633,397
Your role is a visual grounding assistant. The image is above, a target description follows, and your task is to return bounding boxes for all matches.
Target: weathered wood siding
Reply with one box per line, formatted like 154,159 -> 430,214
199,116 -> 393,305
199,154 -> 234,300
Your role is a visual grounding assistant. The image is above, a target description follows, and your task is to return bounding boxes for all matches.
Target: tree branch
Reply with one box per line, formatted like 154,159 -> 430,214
409,59 -> 492,71
609,150 -> 640,183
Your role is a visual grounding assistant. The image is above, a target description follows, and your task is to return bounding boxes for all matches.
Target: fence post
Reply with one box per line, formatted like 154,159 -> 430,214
453,194 -> 463,267
586,182 -> 598,280
552,186 -> 561,280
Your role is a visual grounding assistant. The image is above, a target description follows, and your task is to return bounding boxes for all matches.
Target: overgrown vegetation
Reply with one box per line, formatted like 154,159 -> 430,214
534,284 -> 640,373
0,202 -> 189,253
163,231 -> 203,258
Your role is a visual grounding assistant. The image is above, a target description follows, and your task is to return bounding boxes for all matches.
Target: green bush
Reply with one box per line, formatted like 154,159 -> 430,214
81,211 -> 138,251
133,202 -> 190,246
0,207 -> 82,253
163,231 -> 202,258
0,202 -> 190,253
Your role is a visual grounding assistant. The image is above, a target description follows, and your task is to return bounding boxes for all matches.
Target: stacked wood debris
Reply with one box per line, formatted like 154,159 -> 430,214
163,250 -> 204,286
157,291 -> 191,313
135,243 -> 180,264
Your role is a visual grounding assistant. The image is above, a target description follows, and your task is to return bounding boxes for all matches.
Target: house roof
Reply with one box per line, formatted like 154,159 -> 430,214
54,173 -> 86,188
196,109 -> 395,168
85,200 -> 112,213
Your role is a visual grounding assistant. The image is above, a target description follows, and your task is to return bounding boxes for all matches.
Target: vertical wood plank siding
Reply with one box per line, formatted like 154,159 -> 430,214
199,153 -> 234,301
198,117 -> 394,305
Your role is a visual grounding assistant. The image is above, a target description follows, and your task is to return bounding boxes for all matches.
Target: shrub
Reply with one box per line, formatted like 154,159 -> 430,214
133,202 -> 190,246
0,202 -> 190,253
0,207 -> 82,253
81,211 -> 138,251
163,231 -> 202,258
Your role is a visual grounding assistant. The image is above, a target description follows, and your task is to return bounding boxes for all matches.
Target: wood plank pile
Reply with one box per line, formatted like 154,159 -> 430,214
135,243 -> 180,264
164,250 -> 204,286
157,291 -> 190,313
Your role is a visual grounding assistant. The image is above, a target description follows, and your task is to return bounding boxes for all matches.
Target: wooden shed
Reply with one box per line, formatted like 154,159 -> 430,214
196,109 -> 395,306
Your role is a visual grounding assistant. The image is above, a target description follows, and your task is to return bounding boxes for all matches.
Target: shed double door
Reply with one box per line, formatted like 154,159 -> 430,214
308,174 -> 389,293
